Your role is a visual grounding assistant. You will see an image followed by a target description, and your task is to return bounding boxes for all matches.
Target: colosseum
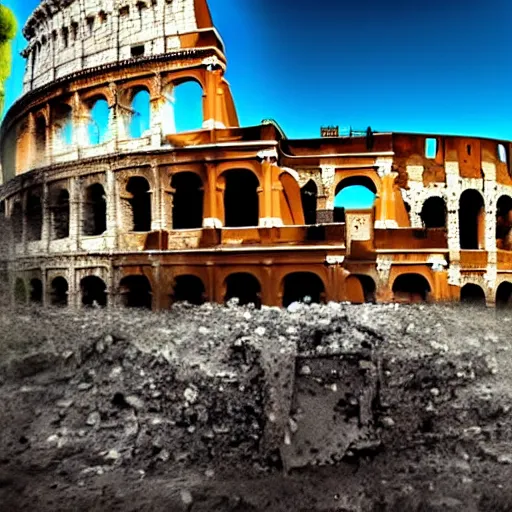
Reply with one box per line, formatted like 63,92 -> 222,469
1,0 -> 512,310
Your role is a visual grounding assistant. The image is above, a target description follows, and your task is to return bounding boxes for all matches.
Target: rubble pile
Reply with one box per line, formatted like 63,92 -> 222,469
2,302 -> 512,511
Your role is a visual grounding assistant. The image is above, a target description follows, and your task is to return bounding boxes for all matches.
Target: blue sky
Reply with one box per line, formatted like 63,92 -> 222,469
4,0 -> 512,141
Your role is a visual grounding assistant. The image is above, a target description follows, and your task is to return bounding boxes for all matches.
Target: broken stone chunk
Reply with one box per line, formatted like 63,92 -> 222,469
86,412 -> 100,426
125,395 -> 144,411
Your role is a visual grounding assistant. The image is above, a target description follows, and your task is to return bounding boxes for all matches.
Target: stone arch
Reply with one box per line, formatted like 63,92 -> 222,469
224,273 -> 262,308
171,172 -> 204,229
26,189 -> 43,242
496,281 -> 512,308
279,171 -> 305,225
119,275 -> 152,309
128,88 -> 151,138
282,272 -> 326,307
81,276 -> 107,307
11,200 -> 23,243
29,278 -> 43,304
301,179 -> 318,225
87,96 -> 110,145
345,274 -> 376,304
50,276 -> 68,307
421,196 -> 447,229
14,278 -> 26,304
392,273 -> 431,303
496,195 -> 512,250
83,183 -> 107,236
50,188 -> 70,240
126,176 -> 152,232
171,274 -> 205,306
222,169 -> 260,227
460,283 -> 486,305
334,175 -> 377,223
459,189 -> 485,250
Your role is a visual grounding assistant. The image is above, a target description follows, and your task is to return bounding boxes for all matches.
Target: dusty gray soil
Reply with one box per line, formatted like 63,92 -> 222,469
2,301 -> 512,511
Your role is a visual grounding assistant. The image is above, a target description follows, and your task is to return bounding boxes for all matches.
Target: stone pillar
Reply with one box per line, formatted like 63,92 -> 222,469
69,177 -> 80,251
105,169 -> 118,250
151,163 -> 163,230
375,255 -> 393,302
71,92 -> 88,150
203,59 -> 226,130
258,150 -> 283,227
203,163 -> 222,228
374,158 -> 399,229
318,165 -> 335,223
41,181 -> 51,252
21,192 -> 28,253
27,112 -> 36,170
150,73 -> 164,147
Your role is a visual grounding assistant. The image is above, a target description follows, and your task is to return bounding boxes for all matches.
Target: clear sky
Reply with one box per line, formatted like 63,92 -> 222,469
3,0 -> 512,141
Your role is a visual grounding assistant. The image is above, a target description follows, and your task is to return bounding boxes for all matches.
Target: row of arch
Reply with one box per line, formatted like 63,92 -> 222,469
14,272 -> 437,309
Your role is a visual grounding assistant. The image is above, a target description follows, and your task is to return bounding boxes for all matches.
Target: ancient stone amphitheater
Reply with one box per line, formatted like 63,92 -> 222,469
1,0 -> 512,310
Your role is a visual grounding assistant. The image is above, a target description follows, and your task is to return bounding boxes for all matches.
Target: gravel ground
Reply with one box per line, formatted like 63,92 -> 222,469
1,301 -> 512,511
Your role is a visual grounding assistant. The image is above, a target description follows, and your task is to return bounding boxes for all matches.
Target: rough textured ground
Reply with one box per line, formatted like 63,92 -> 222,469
2,301 -> 512,511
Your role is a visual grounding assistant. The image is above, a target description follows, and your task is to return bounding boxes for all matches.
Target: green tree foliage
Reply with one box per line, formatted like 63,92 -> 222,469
0,4 -> 16,113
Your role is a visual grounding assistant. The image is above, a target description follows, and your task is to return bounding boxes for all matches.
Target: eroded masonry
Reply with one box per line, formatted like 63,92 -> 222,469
1,0 -> 512,310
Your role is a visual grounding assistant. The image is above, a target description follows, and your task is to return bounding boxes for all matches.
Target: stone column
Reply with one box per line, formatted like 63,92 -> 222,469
105,169 -> 118,250
203,163 -> 222,228
374,158 -> 399,229
151,163 -> 163,231
21,192 -> 28,253
203,58 -> 226,130
41,181 -> 51,252
258,150 -> 283,227
69,177 -> 80,251
318,165 -> 335,223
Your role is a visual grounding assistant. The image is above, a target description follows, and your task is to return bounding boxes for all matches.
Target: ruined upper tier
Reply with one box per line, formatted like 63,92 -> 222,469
21,0 -> 219,93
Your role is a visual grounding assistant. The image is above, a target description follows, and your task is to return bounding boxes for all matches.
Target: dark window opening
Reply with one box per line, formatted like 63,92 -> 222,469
224,273 -> 261,308
171,172 -> 204,229
420,197 -> 447,229
50,277 -> 68,307
496,282 -> 512,309
131,45 -> 145,58
496,195 -> 512,248
301,180 -> 318,225
99,11 -> 108,24
35,115 -> 46,157
62,27 -> 69,48
86,16 -> 95,34
467,144 -> 472,156
83,183 -> 107,236
333,207 -> 345,223
127,177 -> 151,232
29,278 -> 43,304
460,284 -> 486,306
80,276 -> 107,307
51,189 -> 70,240
119,275 -> 152,309
282,272 -> 325,308
224,170 -> 259,227
459,189 -> 485,250
355,275 -> 376,303
26,192 -> 43,242
120,6 -> 130,16
71,22 -> 79,41
11,202 -> 23,243
172,275 -> 205,306
392,274 -> 431,303
14,278 -> 26,305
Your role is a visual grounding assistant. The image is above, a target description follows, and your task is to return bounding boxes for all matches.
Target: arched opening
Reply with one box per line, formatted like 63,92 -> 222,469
172,275 -> 205,306
129,89 -> 151,138
223,170 -> 259,227
282,272 -> 325,307
301,180 -> 318,225
171,172 -> 204,229
346,274 -> 376,304
496,282 -> 512,309
126,177 -> 151,232
172,81 -> 204,133
52,104 -> 73,150
459,190 -> 485,250
119,275 -> 152,309
35,115 -> 46,158
50,276 -> 68,307
83,183 -> 107,236
80,276 -> 107,307
224,273 -> 261,308
460,283 -> 486,306
392,273 -> 431,303
51,189 -> 70,240
14,278 -> 26,304
88,97 -> 110,145
334,176 -> 377,223
26,190 -> 43,242
496,195 -> 512,250
420,197 -> 447,229
11,201 -> 23,243
29,278 -> 43,304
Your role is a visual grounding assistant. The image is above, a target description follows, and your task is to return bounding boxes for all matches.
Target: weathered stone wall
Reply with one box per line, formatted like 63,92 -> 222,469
22,0 -> 199,93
